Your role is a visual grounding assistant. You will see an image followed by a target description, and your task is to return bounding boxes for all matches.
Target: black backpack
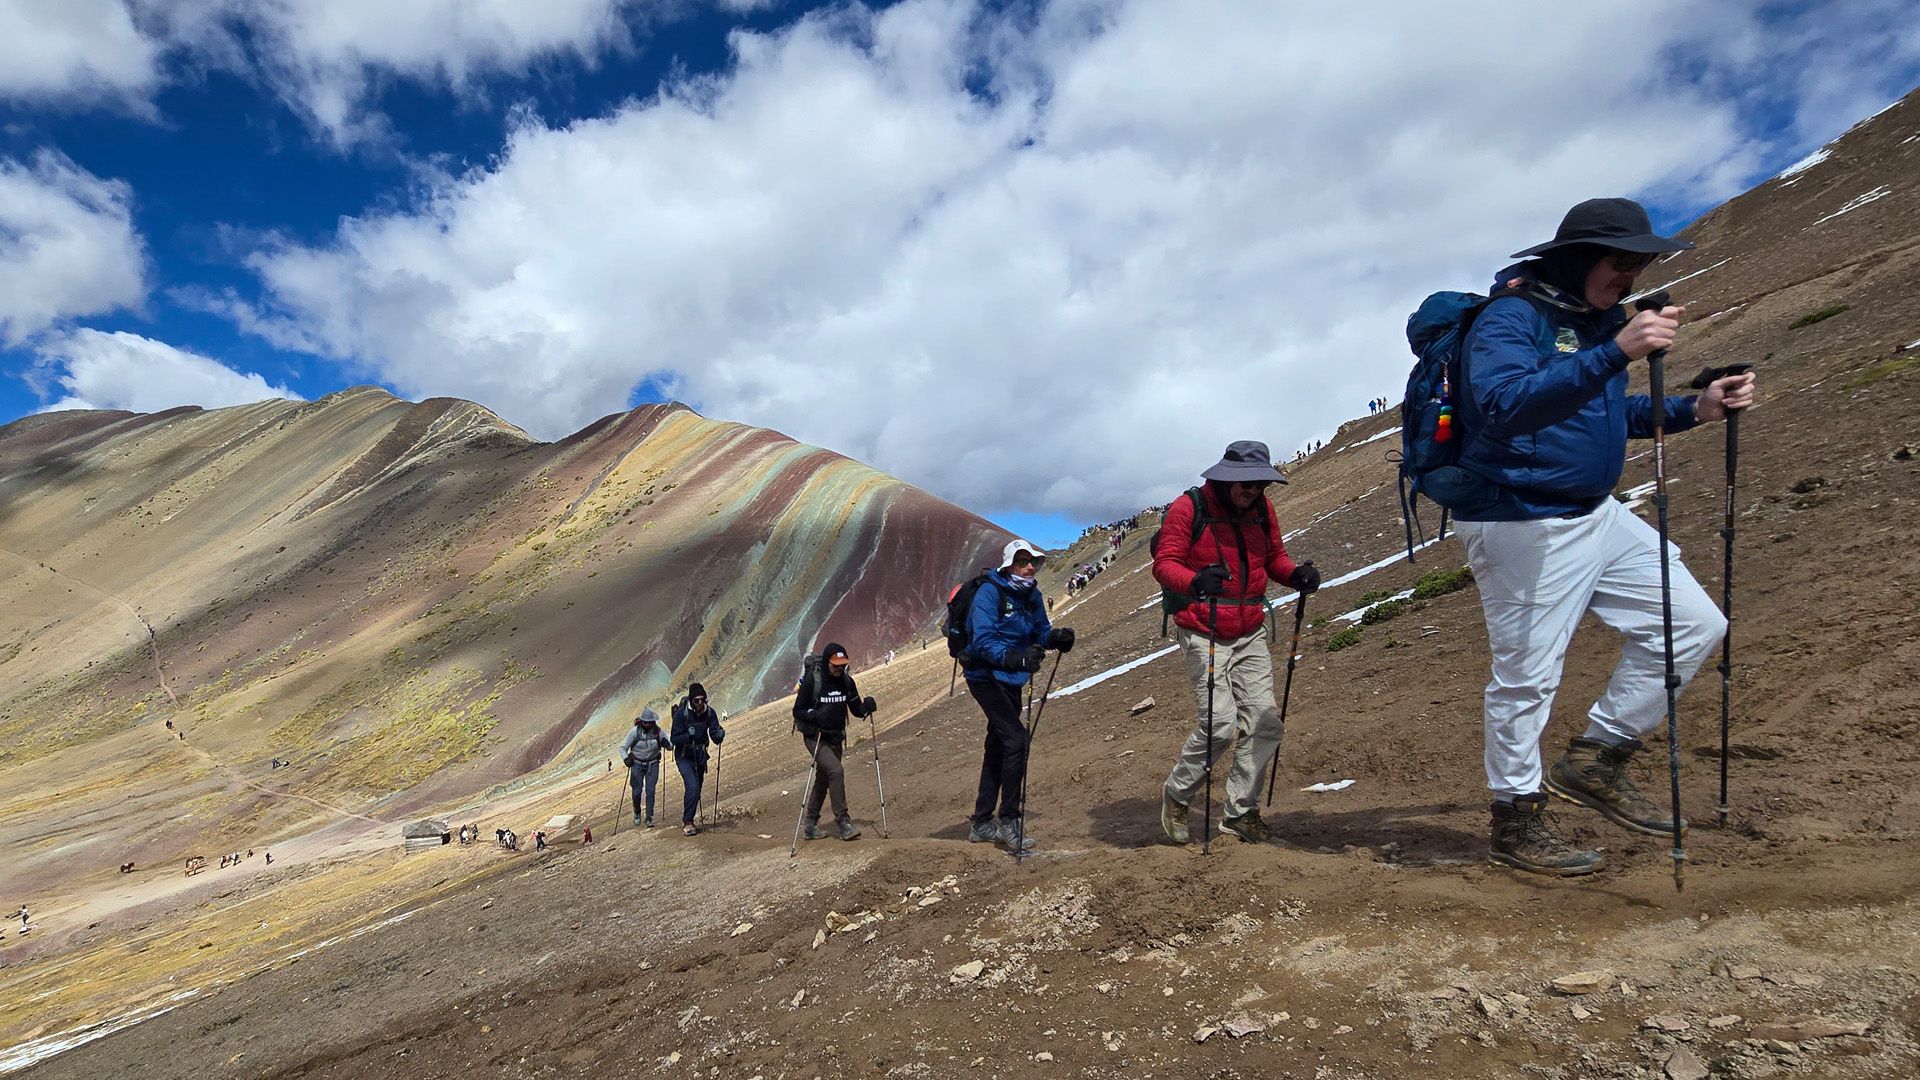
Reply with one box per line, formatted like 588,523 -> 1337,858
942,572 -> 996,660
1147,487 -> 1268,637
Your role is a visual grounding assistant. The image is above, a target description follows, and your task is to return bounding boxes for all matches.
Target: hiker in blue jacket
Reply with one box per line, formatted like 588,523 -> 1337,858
669,683 -> 725,835
1453,197 -> 1756,876
618,708 -> 670,827
962,539 -> 1073,852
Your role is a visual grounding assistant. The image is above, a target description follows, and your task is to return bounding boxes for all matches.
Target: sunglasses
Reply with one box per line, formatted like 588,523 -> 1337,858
1607,251 -> 1656,273
1231,481 -> 1271,491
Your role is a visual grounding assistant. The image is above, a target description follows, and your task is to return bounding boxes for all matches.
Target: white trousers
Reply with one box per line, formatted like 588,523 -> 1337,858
1456,497 -> 1726,797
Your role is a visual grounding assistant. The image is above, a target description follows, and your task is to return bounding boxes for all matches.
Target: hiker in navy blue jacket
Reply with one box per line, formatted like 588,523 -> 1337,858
962,539 -> 1073,852
669,683 -> 725,835
1453,198 -> 1757,877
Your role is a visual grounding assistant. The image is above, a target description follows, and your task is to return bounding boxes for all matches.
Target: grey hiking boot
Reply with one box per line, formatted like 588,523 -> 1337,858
801,819 -> 827,841
1219,810 -> 1272,844
1489,794 -> 1603,876
838,818 -> 862,841
633,813 -> 644,826
968,818 -> 999,843
997,817 -> 1036,853
1546,737 -> 1686,837
1160,790 -> 1190,845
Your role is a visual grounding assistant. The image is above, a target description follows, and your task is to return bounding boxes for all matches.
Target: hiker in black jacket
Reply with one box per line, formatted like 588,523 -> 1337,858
670,683 -> 725,835
791,643 -> 874,841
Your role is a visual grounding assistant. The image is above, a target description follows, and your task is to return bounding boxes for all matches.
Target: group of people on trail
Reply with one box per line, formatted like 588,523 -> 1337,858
952,196 -> 1752,876
1366,396 -> 1392,415
587,195 -> 1755,882
618,685 -> 726,835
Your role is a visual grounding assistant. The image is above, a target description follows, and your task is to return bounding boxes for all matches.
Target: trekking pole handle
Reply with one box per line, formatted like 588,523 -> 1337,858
1689,361 -> 1753,390
1634,290 -> 1674,363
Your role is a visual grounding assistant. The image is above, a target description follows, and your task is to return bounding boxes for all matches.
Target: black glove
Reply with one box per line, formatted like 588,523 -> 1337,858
1191,564 -> 1230,599
1046,627 -> 1075,653
862,696 -> 877,715
1287,561 -> 1321,594
1018,644 -> 1046,673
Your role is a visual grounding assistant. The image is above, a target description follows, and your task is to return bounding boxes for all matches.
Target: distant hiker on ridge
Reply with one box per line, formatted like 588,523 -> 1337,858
1451,197 -> 1755,876
957,539 -> 1073,852
1153,442 -> 1318,846
619,707 -> 670,828
670,684 -> 725,835
791,644 -> 874,841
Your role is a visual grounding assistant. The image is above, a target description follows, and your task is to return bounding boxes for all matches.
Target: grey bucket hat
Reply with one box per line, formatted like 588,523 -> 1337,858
1510,197 -> 1695,258
1201,441 -> 1288,484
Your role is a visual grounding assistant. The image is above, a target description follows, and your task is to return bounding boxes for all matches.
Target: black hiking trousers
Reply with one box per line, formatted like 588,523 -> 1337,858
967,678 -> 1029,823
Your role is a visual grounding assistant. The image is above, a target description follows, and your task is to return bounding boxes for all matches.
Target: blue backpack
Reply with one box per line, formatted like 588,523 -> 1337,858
1394,286 -> 1533,559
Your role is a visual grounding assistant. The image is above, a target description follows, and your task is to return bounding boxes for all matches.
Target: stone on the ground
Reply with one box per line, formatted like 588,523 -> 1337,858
1224,1016 -> 1265,1038
1035,1051 -> 1054,1062
1643,1015 -> 1689,1032
543,814 -> 578,830
1665,1047 -> 1709,1080
731,922 -> 752,936
1728,964 -> 1763,980
1570,1004 -> 1592,1021
951,960 -> 986,983
1707,1014 -> 1741,1029
1750,1017 -> 1870,1041
1192,1025 -> 1218,1044
811,929 -> 826,950
1130,697 -> 1154,715
790,989 -> 805,1007
1552,970 -> 1613,995
1476,994 -> 1503,1018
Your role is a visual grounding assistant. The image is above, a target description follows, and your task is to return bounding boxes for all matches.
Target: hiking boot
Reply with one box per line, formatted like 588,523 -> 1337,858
1219,810 -> 1271,844
1489,794 -> 1604,877
1160,790 -> 1190,845
644,816 -> 653,829
1546,737 -> 1686,837
968,818 -> 998,843
682,822 -> 699,836
997,818 -> 1036,853
838,819 -> 862,841
633,813 -> 644,826
801,819 -> 827,841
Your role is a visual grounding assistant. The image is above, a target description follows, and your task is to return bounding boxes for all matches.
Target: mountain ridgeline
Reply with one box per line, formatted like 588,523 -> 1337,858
0,388 -> 1008,883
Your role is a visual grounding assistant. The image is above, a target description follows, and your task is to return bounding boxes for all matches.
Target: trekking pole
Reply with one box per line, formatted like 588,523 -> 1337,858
1636,291 -> 1687,891
711,740 -> 722,826
1691,361 -> 1753,827
1264,593 -> 1310,808
612,766 -> 631,836
1011,652 -> 1062,861
789,735 -> 822,858
1202,594 -> 1219,856
867,708 -> 890,838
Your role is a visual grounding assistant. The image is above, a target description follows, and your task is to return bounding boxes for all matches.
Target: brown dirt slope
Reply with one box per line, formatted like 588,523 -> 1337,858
7,90 -> 1920,1080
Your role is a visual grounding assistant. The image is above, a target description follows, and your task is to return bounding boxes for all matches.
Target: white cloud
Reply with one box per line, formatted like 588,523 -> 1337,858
0,152 -> 148,345
0,0 -> 163,107
33,329 -> 301,413
234,0 -> 1919,520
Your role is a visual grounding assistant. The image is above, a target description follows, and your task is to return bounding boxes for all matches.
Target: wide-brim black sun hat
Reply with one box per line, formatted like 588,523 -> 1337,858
1510,197 -> 1696,258
1201,440 -> 1288,484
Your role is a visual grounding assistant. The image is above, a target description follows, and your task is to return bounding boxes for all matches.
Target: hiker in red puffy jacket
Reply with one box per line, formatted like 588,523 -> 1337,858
1153,441 -> 1320,845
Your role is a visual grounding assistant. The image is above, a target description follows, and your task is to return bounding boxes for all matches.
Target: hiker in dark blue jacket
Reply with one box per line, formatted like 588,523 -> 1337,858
1452,198 -> 1757,877
669,683 -> 725,835
962,539 -> 1073,851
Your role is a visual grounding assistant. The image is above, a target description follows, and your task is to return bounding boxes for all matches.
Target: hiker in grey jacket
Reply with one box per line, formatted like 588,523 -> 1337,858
618,708 -> 670,827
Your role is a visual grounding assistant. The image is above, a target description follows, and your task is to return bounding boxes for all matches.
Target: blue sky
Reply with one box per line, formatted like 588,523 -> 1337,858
3,1 -> 1917,549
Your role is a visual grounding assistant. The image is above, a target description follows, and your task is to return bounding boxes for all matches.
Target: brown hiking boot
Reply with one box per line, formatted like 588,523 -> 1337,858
1546,737 -> 1686,837
1219,810 -> 1272,844
1160,790 -> 1189,845
1489,794 -> 1603,876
